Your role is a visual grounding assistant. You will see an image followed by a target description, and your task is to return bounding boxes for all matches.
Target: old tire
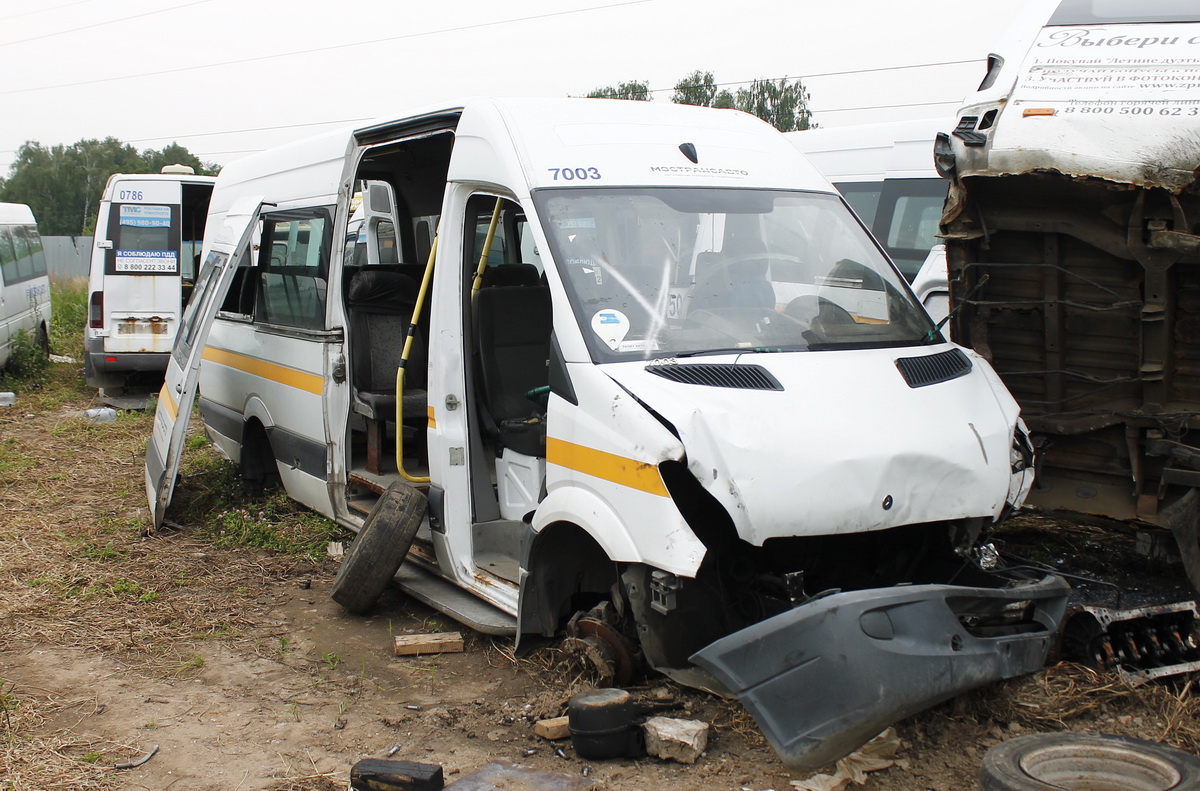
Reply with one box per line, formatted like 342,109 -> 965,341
331,481 -> 426,614
979,733 -> 1200,791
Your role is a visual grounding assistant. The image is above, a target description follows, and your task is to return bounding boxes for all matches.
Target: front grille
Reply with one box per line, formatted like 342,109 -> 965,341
895,348 -> 973,388
645,363 -> 783,391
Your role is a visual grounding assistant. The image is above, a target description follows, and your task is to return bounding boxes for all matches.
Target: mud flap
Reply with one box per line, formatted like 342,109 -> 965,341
690,575 -> 1069,771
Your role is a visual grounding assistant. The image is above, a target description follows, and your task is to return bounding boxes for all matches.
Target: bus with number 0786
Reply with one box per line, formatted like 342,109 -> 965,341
85,165 -> 216,402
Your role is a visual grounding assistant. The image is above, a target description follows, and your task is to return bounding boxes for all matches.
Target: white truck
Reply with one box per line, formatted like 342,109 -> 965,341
146,97 -> 1067,769
938,0 -> 1200,598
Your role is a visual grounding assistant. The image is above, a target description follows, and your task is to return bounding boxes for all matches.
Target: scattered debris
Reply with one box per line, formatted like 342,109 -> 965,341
394,632 -> 464,656
350,758 -> 443,791
83,407 -> 117,425
568,689 -> 639,760
1060,601 -> 1200,685
534,716 -> 572,741
443,762 -> 594,790
113,744 -> 159,770
790,728 -> 901,791
643,716 -> 709,765
327,541 -> 345,559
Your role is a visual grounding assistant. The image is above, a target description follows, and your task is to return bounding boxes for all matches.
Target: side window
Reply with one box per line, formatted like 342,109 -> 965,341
464,196 -> 543,287
835,182 -> 883,228
174,251 -> 226,364
0,226 -> 18,284
16,225 -> 47,279
10,224 -> 32,282
256,210 -> 330,330
874,179 -> 950,282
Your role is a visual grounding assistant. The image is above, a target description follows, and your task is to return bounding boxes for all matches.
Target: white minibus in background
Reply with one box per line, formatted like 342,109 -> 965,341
146,97 -> 1065,770
85,165 -> 216,402
0,203 -> 52,369
788,119 -> 950,322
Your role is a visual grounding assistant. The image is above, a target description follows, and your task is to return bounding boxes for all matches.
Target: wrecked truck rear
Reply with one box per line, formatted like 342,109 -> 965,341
937,1 -> 1200,590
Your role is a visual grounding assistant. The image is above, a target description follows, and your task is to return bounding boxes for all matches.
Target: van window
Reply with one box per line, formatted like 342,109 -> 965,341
835,183 -> 883,228
873,179 -> 948,281
0,224 -> 47,284
257,211 -> 330,330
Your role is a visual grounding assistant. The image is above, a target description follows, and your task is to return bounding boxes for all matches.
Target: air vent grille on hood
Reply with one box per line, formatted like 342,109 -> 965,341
645,363 -> 783,391
894,348 -> 973,388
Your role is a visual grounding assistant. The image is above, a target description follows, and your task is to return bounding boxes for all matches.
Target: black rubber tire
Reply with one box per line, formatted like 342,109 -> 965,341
979,732 -> 1200,791
37,323 -> 50,358
331,481 -> 426,614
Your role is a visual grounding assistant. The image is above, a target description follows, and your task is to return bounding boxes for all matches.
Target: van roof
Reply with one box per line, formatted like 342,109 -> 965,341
786,118 -> 949,182
0,202 -> 37,225
211,97 -> 833,212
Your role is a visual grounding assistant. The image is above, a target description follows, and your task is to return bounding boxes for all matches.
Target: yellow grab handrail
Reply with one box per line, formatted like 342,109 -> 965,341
395,232 -> 439,483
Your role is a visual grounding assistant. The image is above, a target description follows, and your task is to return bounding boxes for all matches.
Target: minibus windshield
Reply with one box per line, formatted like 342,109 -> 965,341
534,188 -> 934,361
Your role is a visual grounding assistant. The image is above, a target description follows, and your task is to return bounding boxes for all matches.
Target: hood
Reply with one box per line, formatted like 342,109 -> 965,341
604,345 -> 1021,545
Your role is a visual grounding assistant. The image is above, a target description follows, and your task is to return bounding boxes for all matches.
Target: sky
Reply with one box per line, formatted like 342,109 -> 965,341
0,0 -> 1033,177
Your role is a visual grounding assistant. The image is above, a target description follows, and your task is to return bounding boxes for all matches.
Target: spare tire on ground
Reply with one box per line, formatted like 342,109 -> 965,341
979,732 -> 1200,791
332,481 -> 426,614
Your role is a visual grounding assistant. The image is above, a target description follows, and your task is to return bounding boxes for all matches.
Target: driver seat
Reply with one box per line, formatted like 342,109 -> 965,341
692,238 -> 775,311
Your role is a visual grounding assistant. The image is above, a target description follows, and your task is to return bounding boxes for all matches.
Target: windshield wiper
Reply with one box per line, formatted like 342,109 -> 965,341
674,346 -> 795,358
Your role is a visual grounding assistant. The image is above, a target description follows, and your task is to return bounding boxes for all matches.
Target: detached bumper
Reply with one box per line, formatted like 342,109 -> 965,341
690,574 -> 1069,771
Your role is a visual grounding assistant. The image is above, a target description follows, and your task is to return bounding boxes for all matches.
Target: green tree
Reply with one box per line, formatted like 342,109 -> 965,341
0,138 -> 217,235
729,76 -> 815,132
589,70 -> 817,131
586,80 -> 651,101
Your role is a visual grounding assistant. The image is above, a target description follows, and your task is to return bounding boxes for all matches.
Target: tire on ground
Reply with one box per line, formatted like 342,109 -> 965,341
979,732 -> 1200,791
332,481 -> 426,614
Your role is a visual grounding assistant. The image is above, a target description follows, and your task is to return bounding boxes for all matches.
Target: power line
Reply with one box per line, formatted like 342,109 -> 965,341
647,58 -> 982,94
815,99 -> 963,114
123,117 -> 374,145
0,0 -> 98,23
0,0 -> 654,97
0,0 -> 213,47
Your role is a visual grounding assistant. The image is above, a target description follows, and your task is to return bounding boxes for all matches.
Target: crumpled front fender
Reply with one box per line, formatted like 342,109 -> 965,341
690,574 -> 1069,771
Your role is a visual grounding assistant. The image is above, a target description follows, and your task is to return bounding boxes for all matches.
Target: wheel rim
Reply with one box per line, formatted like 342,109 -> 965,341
1019,742 -> 1182,790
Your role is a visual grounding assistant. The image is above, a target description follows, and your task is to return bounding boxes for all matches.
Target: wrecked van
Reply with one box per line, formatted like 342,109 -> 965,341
145,98 -> 1067,769
938,0 -> 1200,592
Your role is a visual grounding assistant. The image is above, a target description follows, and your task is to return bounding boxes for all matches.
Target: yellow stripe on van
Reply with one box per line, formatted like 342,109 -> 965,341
427,406 -> 436,429
545,437 -> 669,498
201,347 -> 324,395
159,383 -> 178,422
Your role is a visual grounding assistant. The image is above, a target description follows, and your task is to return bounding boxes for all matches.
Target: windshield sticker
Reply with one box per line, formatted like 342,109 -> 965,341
558,217 -> 596,229
591,309 -> 630,350
618,339 -> 656,353
119,204 -> 171,228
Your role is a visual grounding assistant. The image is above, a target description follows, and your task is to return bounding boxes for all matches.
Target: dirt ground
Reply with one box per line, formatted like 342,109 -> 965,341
3,381 -> 1200,791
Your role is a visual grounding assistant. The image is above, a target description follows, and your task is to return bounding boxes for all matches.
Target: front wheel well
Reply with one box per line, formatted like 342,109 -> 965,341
519,521 -> 619,638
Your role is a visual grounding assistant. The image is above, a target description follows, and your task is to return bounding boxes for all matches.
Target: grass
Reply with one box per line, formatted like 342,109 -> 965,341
49,275 -> 88,362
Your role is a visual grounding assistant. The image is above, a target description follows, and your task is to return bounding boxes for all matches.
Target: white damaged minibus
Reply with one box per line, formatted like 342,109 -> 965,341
146,98 -> 1067,769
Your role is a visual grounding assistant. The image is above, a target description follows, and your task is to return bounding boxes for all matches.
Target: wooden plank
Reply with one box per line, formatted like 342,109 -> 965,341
350,758 -> 444,791
393,632 -> 464,656
533,715 -> 571,741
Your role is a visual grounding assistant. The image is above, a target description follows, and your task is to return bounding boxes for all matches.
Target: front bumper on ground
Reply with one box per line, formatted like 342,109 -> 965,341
690,574 -> 1070,771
